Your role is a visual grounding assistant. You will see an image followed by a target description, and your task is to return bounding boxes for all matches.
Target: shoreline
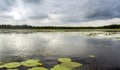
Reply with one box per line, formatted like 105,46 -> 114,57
0,29 -> 120,32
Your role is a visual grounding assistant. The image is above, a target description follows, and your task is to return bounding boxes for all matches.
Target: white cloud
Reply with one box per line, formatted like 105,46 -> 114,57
71,18 -> 120,27
5,0 -> 30,20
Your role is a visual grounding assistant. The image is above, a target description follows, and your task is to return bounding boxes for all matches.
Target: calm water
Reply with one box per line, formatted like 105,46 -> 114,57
0,32 -> 120,70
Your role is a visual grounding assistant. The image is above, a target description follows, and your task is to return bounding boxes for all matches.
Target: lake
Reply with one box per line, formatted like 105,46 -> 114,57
0,31 -> 120,70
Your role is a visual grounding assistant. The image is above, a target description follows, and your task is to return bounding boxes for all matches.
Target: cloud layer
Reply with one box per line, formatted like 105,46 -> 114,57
0,0 -> 120,26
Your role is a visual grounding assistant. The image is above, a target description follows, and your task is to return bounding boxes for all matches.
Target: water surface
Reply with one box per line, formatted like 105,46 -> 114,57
0,32 -> 120,70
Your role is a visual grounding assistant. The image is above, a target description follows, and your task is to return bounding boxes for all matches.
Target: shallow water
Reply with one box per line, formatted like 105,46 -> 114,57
0,32 -> 120,70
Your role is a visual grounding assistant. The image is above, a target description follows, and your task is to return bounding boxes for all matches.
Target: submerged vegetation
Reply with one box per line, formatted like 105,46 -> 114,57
0,58 -> 83,70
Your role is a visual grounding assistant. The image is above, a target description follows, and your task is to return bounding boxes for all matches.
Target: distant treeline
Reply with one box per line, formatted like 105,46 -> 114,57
0,24 -> 120,29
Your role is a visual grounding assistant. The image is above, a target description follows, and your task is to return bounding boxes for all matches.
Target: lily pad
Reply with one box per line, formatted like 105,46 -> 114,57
89,55 -> 95,58
58,58 -> 71,63
0,62 -> 3,65
60,62 -> 82,68
7,69 -> 19,70
28,67 -> 48,70
105,45 -> 109,48
51,65 -> 73,70
21,59 -> 42,67
2,62 -> 21,69
26,59 -> 40,63
0,65 -> 4,68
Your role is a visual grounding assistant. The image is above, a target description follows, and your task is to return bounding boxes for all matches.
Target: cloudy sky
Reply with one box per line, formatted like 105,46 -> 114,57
0,0 -> 120,26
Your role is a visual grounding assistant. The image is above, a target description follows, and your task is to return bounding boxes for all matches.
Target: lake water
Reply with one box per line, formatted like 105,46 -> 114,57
0,32 -> 120,70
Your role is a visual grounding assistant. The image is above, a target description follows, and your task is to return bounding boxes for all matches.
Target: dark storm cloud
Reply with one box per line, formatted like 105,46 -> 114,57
0,0 -> 15,11
54,0 -> 120,22
85,0 -> 120,19
29,14 -> 48,19
24,0 -> 42,4
0,0 -> 120,25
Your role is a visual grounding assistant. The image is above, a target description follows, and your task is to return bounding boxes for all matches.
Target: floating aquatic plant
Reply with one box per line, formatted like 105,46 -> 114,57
87,33 -> 97,37
21,59 -> 42,67
7,69 -> 19,70
60,62 -> 82,68
58,58 -> 71,63
105,45 -> 109,48
28,67 -> 48,70
89,55 -> 95,58
0,58 -> 83,70
51,57 -> 83,70
0,65 -> 4,68
0,62 -> 3,65
51,65 -> 73,70
2,62 -> 21,69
